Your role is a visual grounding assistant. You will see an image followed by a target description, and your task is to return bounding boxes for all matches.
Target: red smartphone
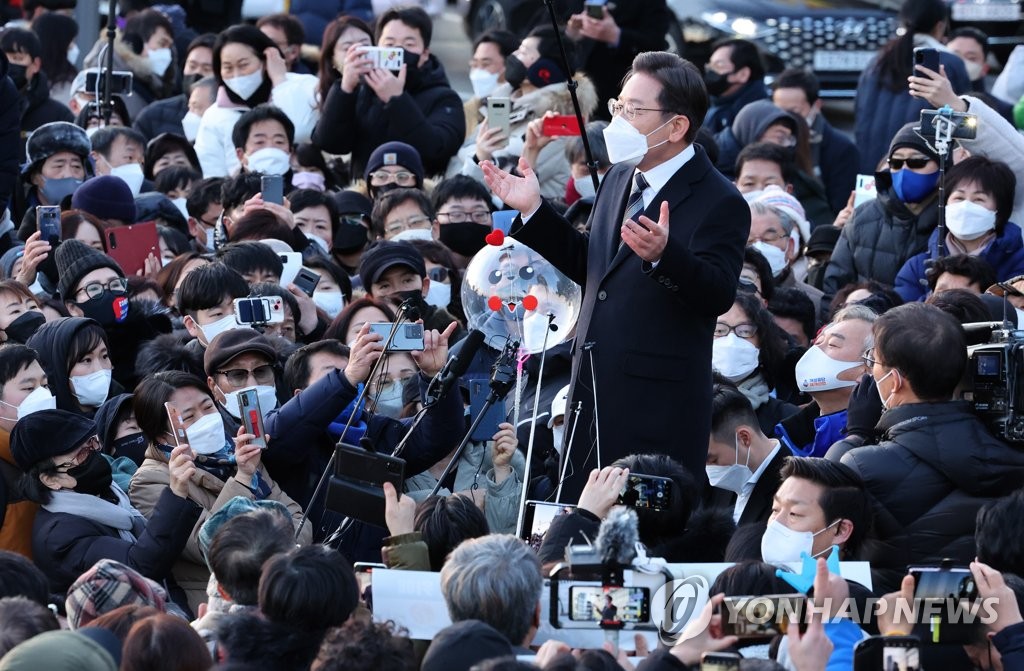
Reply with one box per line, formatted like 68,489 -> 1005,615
542,115 -> 582,137
165,402 -> 188,447
105,222 -> 160,277
237,388 -> 267,449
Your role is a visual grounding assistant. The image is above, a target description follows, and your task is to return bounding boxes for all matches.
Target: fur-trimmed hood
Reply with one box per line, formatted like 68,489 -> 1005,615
83,30 -> 176,100
510,74 -> 598,128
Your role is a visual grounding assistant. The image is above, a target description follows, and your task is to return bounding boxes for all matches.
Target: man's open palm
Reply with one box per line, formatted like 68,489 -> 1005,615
480,157 -> 542,216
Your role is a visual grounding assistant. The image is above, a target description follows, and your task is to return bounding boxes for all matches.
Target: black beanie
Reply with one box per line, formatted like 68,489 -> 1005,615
55,239 -> 124,301
71,175 -> 137,224
11,409 -> 97,471
888,122 -> 940,163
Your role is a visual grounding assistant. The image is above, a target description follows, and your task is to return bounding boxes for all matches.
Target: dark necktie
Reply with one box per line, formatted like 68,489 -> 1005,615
618,171 -> 649,253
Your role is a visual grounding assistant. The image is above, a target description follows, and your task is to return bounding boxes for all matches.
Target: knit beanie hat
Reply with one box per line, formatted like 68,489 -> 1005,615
71,175 -> 137,223
888,122 -> 940,162
55,239 -> 124,301
364,141 -> 424,186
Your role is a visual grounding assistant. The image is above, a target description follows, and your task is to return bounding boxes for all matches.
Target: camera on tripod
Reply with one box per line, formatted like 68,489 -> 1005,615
961,323 -> 1024,444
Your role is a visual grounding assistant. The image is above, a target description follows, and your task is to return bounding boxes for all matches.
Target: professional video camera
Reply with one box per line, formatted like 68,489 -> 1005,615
961,322 -> 1024,444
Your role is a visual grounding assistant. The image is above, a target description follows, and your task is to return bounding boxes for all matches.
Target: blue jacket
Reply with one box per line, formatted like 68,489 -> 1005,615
262,367 -> 464,540
704,79 -> 769,136
290,0 -> 372,46
818,119 -> 860,214
855,50 -> 970,174
894,221 -> 1024,302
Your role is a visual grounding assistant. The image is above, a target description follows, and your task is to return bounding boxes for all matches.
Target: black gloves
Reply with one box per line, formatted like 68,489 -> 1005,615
844,372 -> 884,441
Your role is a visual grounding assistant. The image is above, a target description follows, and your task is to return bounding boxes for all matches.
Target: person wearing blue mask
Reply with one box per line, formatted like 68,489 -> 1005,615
823,122 -> 943,301
17,121 -> 90,226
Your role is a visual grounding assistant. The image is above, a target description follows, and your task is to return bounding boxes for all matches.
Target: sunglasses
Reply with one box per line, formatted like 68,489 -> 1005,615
888,157 -> 932,170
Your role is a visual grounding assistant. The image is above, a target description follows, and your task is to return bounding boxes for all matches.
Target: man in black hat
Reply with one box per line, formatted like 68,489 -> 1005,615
363,141 -> 425,202
312,6 -> 465,177
203,328 -> 281,427
16,120 -> 90,227
331,190 -> 373,275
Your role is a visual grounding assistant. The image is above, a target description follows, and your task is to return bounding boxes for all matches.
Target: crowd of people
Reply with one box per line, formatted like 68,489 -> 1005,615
0,0 -> 1021,669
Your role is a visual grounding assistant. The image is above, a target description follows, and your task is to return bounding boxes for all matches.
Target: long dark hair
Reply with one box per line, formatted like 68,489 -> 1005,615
733,292 -> 788,390
872,0 -> 948,92
213,25 -> 280,107
324,296 -> 396,342
318,16 -> 374,110
32,12 -> 78,87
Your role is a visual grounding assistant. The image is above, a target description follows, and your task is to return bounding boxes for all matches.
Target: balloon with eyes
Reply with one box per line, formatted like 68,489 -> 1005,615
461,230 -> 582,354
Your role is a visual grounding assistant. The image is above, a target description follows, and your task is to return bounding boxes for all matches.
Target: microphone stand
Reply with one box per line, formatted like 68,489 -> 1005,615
514,313 -> 555,537
294,302 -> 414,540
554,400 -> 582,503
542,0 -> 599,191
428,339 -> 519,497
101,0 -> 118,126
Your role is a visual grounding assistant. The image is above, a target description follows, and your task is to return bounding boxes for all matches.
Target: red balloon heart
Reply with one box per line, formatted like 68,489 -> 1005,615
522,295 -> 539,311
485,229 -> 505,246
487,295 -> 503,312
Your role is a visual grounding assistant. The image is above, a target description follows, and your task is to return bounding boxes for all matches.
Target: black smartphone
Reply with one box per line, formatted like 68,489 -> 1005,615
469,377 -> 506,441
918,109 -> 978,140
908,564 -> 978,643
701,652 -> 741,671
913,47 -> 940,74
326,443 -> 406,528
84,70 -> 133,95
853,635 -> 921,671
520,500 -> 577,550
237,388 -> 267,449
585,1 -> 605,18
261,174 -> 284,205
617,472 -> 673,511
294,267 -> 320,297
234,296 -> 285,325
36,206 -> 61,245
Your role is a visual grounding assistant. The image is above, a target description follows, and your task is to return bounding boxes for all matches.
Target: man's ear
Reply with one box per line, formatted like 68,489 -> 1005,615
734,65 -> 751,85
183,314 -> 201,340
669,115 -> 690,144
40,471 -> 73,491
235,147 -> 246,168
187,217 -> 202,240
785,183 -> 794,195
431,221 -> 440,241
66,301 -> 83,317
421,276 -> 430,298
292,388 -> 302,398
208,376 -> 220,399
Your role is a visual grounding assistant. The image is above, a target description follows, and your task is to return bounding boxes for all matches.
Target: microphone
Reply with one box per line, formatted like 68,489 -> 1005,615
424,329 -> 485,405
596,506 -> 639,566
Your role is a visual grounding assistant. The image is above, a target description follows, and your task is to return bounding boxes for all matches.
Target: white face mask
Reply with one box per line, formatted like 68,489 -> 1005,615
602,114 -> 676,167
706,433 -> 753,494
469,68 -> 500,99
198,313 -> 238,346
110,162 -> 145,197
964,59 -> 984,81
67,43 -> 81,66
875,369 -> 896,410
148,47 -> 173,77
391,228 -> 433,242
712,333 -> 760,381
425,281 -> 451,308
181,110 -> 202,142
551,424 -> 566,455
171,197 -> 189,220
946,200 -> 997,241
795,345 -> 861,393
751,240 -> 788,277
246,147 -> 291,176
313,290 -> 344,319
761,518 -> 839,565
373,380 -> 404,419
224,69 -> 264,100
0,385 -> 56,421
573,174 -> 597,200
219,384 -> 278,421
304,231 -> 330,253
71,368 -> 112,408
185,411 -> 227,455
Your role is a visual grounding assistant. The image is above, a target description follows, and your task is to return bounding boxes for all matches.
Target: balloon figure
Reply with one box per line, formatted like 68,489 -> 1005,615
461,230 -> 582,354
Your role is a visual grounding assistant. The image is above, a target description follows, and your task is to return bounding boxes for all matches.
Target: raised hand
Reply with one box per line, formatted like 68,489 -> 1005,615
383,481 -> 415,536
366,65 -> 406,104
622,200 -> 670,262
168,444 -> 196,498
343,322 -> 385,384
411,321 -> 459,377
577,466 -> 629,519
480,157 -> 542,216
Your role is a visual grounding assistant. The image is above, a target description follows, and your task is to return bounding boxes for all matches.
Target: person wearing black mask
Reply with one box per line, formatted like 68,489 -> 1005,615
702,38 -> 769,135
312,6 -> 465,178
431,175 -> 494,269
0,29 -> 75,166
11,408 -> 201,597
0,280 -> 46,345
54,240 -> 173,390
331,190 -> 374,276
363,141 -> 425,202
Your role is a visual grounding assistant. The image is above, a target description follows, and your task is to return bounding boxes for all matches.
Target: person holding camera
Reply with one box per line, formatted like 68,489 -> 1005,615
826,303 -> 1024,594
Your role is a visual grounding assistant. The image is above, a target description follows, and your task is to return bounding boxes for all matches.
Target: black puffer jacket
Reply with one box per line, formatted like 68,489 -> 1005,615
132,93 -> 187,142
830,402 -> 1024,594
822,171 -> 937,299
312,53 -> 465,177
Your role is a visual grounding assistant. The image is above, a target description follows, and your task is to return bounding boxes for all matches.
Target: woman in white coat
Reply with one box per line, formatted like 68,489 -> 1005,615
195,25 -> 319,178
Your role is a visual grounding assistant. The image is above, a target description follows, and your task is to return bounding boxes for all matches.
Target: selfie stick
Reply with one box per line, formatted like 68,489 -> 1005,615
101,0 -> 118,126
295,301 -> 416,540
514,313 -> 556,538
427,338 -> 519,497
542,0 -> 599,191
920,106 -> 958,261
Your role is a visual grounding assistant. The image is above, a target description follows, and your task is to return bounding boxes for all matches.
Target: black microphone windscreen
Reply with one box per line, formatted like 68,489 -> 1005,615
451,329 -> 486,379
405,305 -> 421,322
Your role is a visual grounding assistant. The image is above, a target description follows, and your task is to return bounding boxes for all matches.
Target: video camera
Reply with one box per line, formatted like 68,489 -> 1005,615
961,322 -> 1024,444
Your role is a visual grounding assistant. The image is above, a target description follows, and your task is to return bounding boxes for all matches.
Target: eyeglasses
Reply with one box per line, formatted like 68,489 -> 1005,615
862,348 -> 879,368
428,267 -> 450,283
372,374 -> 414,395
77,277 -> 128,300
607,98 -> 667,121
54,436 -> 101,472
888,157 -> 933,170
217,364 -> 275,387
437,210 -> 492,225
714,322 -> 757,339
369,171 -> 417,187
749,230 -> 786,244
384,215 -> 431,237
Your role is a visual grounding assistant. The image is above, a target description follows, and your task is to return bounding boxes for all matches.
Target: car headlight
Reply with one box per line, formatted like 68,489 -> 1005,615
699,11 -> 776,39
